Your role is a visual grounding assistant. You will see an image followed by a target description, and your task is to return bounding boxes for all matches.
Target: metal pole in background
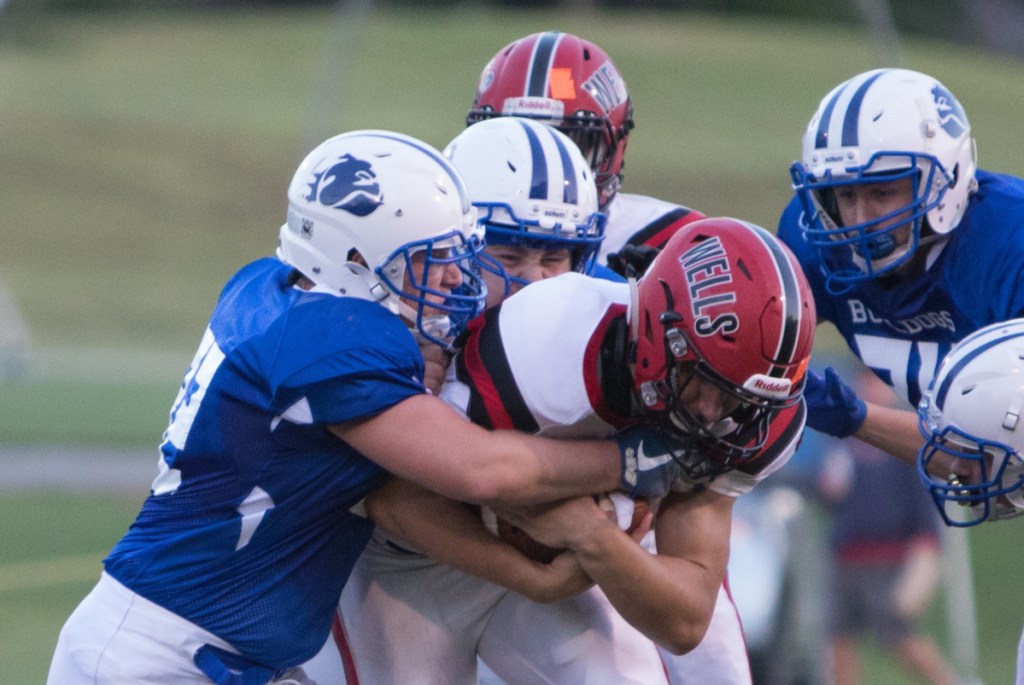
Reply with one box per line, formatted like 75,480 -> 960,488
301,0 -> 375,158
941,523 -> 984,684
853,0 -> 904,66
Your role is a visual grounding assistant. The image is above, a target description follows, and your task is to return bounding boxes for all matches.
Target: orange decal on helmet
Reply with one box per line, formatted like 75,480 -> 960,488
549,68 -> 577,100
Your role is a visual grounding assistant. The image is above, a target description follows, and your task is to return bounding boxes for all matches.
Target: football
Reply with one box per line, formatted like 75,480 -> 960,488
478,494 -> 654,564
495,515 -> 566,564
599,493 -> 652,535
479,504 -> 564,564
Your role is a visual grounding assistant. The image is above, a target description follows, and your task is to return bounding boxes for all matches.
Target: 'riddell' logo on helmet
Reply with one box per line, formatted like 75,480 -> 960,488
305,154 -> 383,217
678,236 -> 738,337
745,374 -> 792,399
931,84 -> 968,139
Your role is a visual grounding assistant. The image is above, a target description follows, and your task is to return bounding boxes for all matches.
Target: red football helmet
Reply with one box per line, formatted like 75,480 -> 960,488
632,217 -> 815,471
467,31 -> 634,210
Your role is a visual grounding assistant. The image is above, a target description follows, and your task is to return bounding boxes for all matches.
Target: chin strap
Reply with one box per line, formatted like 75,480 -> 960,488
306,262 -> 389,304
627,276 -> 642,399
627,276 -> 640,350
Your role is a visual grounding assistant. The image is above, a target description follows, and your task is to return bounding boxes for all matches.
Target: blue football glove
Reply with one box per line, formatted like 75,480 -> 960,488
615,425 -> 684,499
803,366 -> 867,438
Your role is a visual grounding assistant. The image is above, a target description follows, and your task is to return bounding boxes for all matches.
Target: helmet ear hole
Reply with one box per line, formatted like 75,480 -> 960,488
642,309 -> 655,347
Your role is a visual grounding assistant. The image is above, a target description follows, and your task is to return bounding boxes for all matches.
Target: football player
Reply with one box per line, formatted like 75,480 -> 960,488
917,319 -> 1024,527
317,217 -> 815,684
916,319 -> 1024,683
464,32 -> 760,685
451,116 -> 608,310
467,30 -> 707,269
301,115 -> 660,684
46,130 -> 685,685
779,68 -> 1024,468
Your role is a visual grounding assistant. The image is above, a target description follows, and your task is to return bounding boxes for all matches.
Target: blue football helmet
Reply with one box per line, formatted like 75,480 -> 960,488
278,130 -> 487,347
918,319 -> 1024,527
790,68 -> 977,291
444,116 -> 605,297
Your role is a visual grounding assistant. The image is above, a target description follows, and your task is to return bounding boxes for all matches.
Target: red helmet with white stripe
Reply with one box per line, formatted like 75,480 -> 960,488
467,31 -> 633,211
632,217 -> 815,466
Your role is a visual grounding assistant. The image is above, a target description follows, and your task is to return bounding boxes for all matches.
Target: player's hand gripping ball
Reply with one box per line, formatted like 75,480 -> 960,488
482,495 -> 653,563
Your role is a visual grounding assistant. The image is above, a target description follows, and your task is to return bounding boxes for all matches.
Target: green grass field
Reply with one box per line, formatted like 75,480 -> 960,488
2,5 -> 1022,683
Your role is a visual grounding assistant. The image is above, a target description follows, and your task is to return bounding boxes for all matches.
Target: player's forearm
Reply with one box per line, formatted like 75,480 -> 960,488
852,401 -> 925,466
336,395 -> 619,505
365,480 -> 586,601
569,523 -> 714,654
479,432 -> 621,505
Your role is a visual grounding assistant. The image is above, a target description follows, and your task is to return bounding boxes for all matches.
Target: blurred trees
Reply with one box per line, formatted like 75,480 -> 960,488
4,0 -> 1024,58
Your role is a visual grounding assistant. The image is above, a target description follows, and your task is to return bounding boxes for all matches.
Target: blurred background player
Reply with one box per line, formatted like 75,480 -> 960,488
917,319 -> 1024,684
314,216 -> 814,684
47,129 -> 683,685
818,367 -> 959,685
779,67 -> 1024,466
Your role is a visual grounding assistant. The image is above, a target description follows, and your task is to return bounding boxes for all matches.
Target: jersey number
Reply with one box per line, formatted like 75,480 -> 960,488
854,335 -> 951,407
153,328 -> 226,496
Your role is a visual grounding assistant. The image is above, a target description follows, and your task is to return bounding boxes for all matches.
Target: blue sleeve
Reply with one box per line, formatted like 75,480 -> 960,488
269,296 -> 427,426
943,172 -> 1024,326
777,195 -> 837,325
591,264 -> 627,283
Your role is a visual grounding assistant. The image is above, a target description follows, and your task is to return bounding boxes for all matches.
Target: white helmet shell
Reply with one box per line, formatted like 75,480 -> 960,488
444,116 -> 605,275
278,130 -> 486,345
800,68 -> 976,234
918,319 -> 1024,526
791,69 -> 978,288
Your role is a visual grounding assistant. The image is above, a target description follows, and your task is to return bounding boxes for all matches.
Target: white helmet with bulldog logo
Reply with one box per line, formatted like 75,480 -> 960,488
790,69 -> 978,288
278,130 -> 487,346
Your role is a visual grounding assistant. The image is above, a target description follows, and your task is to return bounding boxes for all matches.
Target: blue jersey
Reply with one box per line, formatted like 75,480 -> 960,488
104,257 -> 425,669
779,169 -> 1024,406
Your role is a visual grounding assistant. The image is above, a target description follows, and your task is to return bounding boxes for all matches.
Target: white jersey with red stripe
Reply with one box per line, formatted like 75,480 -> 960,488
302,273 -> 802,685
450,273 -> 804,685
598,191 -> 707,263
449,274 -> 802,499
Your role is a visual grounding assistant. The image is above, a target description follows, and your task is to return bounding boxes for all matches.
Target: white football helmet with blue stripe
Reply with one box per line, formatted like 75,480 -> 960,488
444,116 -> 606,288
278,130 -> 487,346
790,68 -> 977,289
918,319 -> 1024,526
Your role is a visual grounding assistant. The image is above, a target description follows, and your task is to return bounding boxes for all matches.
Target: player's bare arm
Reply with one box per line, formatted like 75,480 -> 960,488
331,394 -> 623,506
854,402 -> 938,468
364,478 -> 592,603
418,343 -> 452,396
497,488 -> 731,655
